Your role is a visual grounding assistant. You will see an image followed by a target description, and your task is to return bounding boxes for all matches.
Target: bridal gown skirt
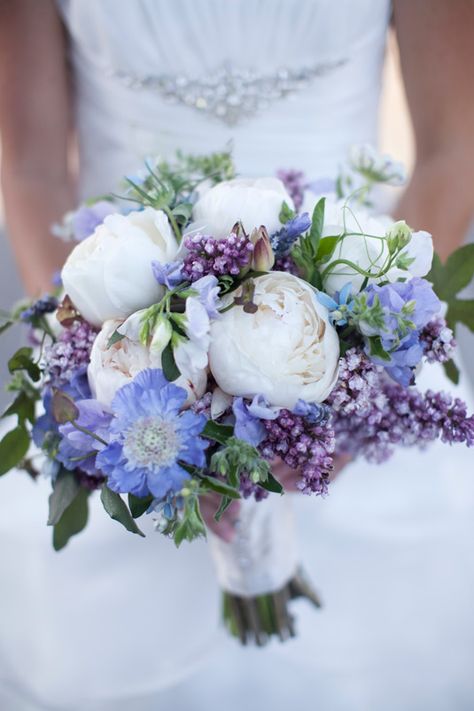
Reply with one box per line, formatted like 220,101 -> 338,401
0,357 -> 473,711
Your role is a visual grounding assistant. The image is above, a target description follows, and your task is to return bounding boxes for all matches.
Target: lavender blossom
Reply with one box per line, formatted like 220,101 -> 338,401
270,213 -> 311,257
182,232 -> 254,281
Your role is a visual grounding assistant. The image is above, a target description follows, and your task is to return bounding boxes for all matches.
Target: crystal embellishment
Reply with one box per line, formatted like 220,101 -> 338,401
108,59 -> 347,126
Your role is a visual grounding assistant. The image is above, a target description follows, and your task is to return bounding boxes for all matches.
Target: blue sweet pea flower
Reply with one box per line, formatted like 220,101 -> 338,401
316,282 -> 354,326
358,277 -> 441,385
72,201 -> 116,241
191,275 -> 221,319
152,260 -> 185,289
96,369 -> 208,498
232,395 -> 279,447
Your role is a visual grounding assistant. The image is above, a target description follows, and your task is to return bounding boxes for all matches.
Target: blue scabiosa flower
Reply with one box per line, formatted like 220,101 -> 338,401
96,369 -> 208,498
316,282 -> 354,326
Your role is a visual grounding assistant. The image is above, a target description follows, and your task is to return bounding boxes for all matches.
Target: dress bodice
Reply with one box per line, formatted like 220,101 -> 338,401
57,0 -> 391,198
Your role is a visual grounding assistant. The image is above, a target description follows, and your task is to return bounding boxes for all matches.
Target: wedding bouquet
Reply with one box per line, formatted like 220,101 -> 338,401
1,147 -> 473,645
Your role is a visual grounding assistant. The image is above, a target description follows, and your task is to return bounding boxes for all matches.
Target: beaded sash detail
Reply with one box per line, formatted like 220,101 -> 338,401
107,59 -> 347,126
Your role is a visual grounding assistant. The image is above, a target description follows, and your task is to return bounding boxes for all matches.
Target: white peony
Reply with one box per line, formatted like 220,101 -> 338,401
88,319 -> 206,407
208,272 -> 339,408
191,177 -> 293,238
61,208 -> 178,326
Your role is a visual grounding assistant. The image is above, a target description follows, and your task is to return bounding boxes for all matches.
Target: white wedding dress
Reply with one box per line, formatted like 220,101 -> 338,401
1,1 -> 474,709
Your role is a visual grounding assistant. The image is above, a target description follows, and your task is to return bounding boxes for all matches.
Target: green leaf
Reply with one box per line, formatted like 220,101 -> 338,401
8,347 -> 41,382
48,468 -> 81,526
2,391 -> 36,425
214,495 -> 233,522
259,472 -> 283,494
128,493 -> 154,519
0,320 -> 13,335
106,329 -> 125,348
0,426 -> 30,476
446,299 -> 474,333
172,202 -> 193,222
279,201 -> 296,224
308,198 -> 326,254
200,475 -> 241,499
443,358 -> 460,385
174,496 -> 205,546
161,342 -> 181,382
202,421 -> 234,445
100,486 -> 145,537
53,487 -> 89,551
367,336 -> 391,362
427,247 -> 474,340
316,235 -> 340,262
428,245 -> 474,300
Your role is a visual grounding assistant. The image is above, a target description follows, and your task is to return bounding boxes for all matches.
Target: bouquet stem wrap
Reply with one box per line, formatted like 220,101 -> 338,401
207,495 -> 321,645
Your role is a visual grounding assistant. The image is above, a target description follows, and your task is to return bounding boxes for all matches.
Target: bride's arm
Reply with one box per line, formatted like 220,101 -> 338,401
393,0 -> 474,260
0,0 -> 73,296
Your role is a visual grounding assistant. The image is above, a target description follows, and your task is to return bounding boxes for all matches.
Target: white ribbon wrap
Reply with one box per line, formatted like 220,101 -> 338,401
207,495 -> 299,597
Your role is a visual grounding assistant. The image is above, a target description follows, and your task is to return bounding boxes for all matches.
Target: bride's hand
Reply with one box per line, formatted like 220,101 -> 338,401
201,454 -> 351,541
272,454 -> 352,492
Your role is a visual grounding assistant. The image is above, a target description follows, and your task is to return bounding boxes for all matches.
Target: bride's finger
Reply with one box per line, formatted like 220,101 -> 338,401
200,495 -> 240,542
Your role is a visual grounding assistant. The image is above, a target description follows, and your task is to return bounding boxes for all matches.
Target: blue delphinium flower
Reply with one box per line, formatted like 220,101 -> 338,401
152,260 -> 185,289
316,282 -> 354,326
58,400 -> 112,476
20,295 -> 58,322
270,213 -> 312,256
96,369 -> 208,498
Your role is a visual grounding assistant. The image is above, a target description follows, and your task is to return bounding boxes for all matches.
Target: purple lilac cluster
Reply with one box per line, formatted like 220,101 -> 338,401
46,320 -> 98,387
239,474 -> 269,501
259,410 -> 335,496
181,233 -> 254,282
329,348 -> 474,463
273,254 -> 300,275
420,317 -> 456,364
276,169 -> 306,211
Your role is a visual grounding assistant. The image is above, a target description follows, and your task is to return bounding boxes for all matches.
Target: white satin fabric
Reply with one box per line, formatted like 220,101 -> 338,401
1,1 -> 474,709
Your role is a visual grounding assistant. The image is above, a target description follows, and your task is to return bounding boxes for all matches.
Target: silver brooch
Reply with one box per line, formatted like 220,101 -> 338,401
108,59 -> 347,126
